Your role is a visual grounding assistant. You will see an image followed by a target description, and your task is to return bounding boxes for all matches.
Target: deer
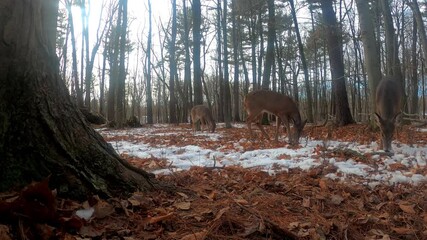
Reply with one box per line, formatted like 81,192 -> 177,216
191,105 -> 216,133
244,90 -> 306,145
375,76 -> 402,153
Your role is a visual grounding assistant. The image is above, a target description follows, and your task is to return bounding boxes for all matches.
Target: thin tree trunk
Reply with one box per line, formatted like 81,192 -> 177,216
232,0 -> 240,122
289,0 -> 313,122
182,0 -> 191,122
222,0 -> 232,128
169,0 -> 178,123
410,17 -> 418,114
193,0 -> 203,105
146,0 -> 153,124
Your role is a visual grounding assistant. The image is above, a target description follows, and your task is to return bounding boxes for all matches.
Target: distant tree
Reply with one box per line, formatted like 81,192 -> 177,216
146,0 -> 154,124
116,0 -> 128,127
65,0 -> 83,107
182,0 -> 192,122
222,0 -> 232,128
169,0 -> 178,123
193,0 -> 203,105
231,0 -> 241,122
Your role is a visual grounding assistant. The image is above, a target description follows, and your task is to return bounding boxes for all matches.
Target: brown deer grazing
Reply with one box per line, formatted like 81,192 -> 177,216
375,76 -> 402,152
191,105 -> 216,133
244,90 -> 306,145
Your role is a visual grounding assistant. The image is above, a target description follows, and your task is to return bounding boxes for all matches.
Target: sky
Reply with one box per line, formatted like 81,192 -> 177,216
99,124 -> 427,189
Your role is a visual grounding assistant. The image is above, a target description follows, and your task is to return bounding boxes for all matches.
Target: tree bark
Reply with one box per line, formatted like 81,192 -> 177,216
0,0 -> 156,199
408,0 -> 427,68
320,0 -> 354,126
355,0 -> 382,116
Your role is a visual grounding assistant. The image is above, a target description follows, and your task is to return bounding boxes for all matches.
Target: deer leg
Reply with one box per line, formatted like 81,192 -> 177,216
274,117 -> 282,142
282,117 -> 292,144
255,114 -> 270,141
246,113 -> 261,140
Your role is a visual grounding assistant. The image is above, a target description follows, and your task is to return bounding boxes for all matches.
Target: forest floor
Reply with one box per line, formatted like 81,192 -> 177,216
1,123 -> 427,240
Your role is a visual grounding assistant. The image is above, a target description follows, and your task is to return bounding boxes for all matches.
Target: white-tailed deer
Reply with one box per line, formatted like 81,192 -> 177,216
244,90 -> 306,145
375,76 -> 402,152
191,105 -> 216,133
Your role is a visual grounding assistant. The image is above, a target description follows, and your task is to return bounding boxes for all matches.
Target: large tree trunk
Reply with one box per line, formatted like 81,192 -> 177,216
0,0 -> 156,199
320,0 -> 355,126
355,0 -> 382,115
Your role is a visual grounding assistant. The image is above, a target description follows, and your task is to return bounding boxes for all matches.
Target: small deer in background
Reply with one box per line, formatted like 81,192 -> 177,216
375,76 -> 402,153
244,90 -> 306,145
191,105 -> 216,133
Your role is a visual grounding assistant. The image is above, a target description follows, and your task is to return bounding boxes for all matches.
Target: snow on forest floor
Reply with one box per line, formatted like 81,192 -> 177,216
99,123 -> 427,188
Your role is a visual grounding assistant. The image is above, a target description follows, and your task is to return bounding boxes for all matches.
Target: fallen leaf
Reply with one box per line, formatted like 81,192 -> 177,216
177,192 -> 189,199
398,203 -> 416,214
94,200 -> 115,218
319,179 -> 328,190
174,201 -> 191,210
330,194 -> 344,205
391,227 -> 415,235
214,207 -> 229,221
146,212 -> 174,224
234,198 -> 249,205
0,225 -> 12,240
302,198 -> 310,208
